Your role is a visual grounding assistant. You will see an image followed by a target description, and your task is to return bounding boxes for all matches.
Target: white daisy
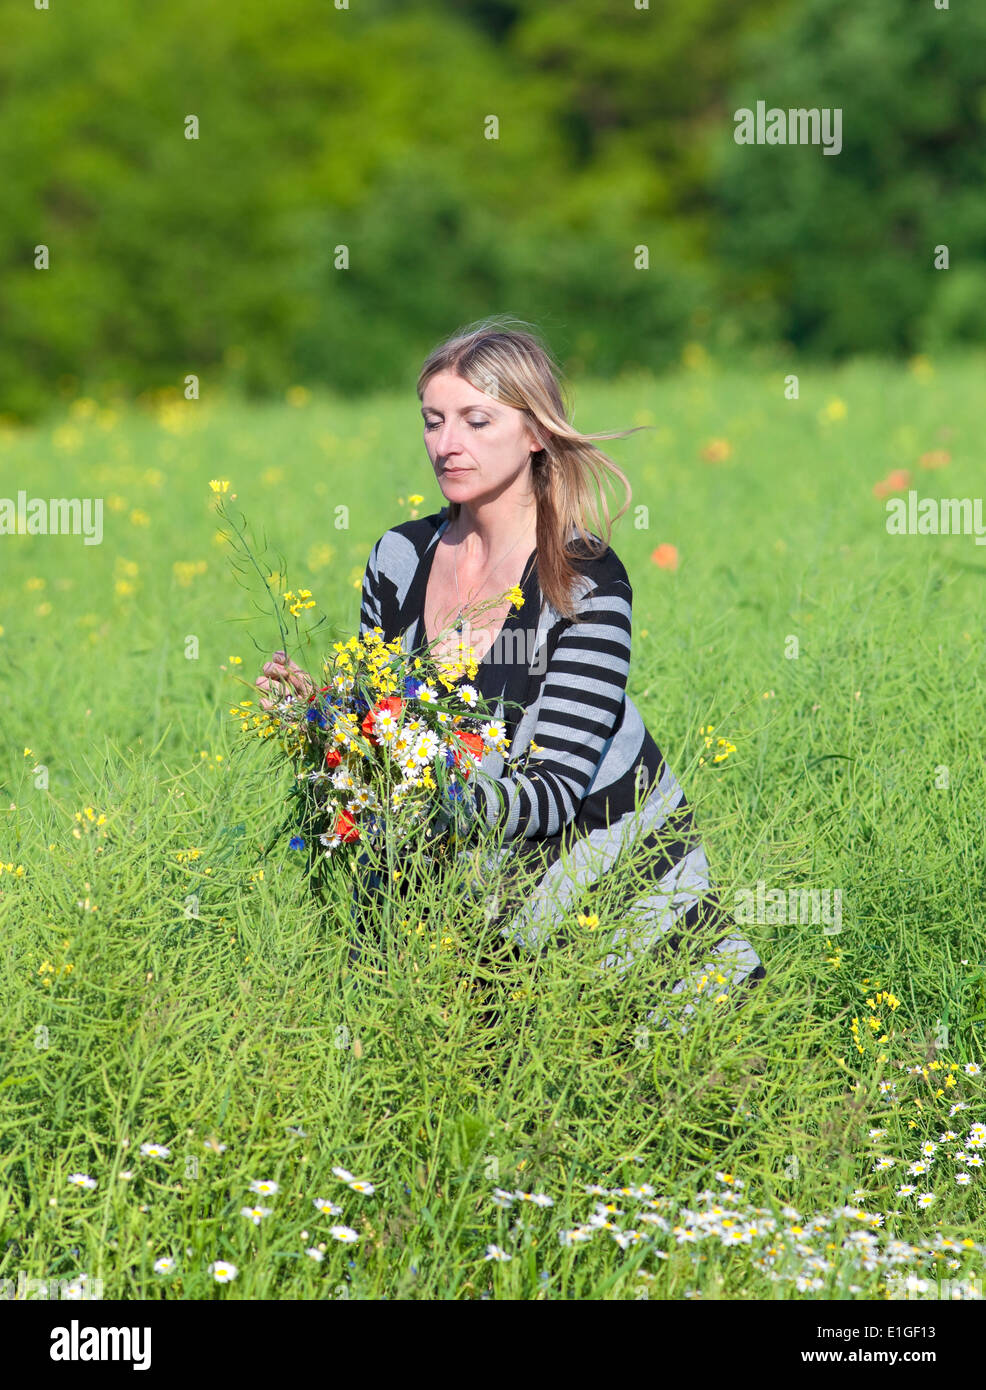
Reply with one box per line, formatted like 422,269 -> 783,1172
328,1225 -> 360,1243
208,1260 -> 237,1282
558,1227 -> 594,1246
480,719 -> 507,751
248,1178 -> 279,1195
67,1173 -> 97,1190
484,1244 -> 512,1261
240,1205 -> 273,1225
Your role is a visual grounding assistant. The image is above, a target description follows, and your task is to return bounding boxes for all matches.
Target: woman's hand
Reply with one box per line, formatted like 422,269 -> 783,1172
255,650 -> 315,711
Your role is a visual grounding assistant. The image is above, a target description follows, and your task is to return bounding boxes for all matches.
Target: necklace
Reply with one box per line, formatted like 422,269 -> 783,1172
447,515 -> 535,633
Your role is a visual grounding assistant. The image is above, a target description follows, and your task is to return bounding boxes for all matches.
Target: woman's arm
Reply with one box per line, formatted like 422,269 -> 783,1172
463,575 -> 633,841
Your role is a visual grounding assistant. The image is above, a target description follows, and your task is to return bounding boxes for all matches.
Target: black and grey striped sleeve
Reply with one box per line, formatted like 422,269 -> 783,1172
358,538 -> 384,639
467,575 -> 633,840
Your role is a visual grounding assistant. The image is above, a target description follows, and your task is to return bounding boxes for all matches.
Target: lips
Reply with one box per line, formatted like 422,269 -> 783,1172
442,469 -> 469,476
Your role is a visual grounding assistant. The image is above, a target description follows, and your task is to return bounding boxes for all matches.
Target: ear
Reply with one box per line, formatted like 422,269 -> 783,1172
526,414 -> 547,453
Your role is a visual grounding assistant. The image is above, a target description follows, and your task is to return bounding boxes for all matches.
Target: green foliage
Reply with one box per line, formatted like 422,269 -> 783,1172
713,0 -> 986,354
0,0 -> 982,422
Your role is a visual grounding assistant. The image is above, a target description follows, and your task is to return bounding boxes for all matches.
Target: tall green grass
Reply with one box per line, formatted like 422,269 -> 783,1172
1,354 -> 984,1299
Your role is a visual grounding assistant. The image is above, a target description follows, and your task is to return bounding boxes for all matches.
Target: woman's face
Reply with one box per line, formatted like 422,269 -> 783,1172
421,370 -> 542,506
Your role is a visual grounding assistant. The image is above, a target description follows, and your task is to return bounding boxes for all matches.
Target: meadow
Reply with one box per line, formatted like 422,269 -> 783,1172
1,351 -> 984,1300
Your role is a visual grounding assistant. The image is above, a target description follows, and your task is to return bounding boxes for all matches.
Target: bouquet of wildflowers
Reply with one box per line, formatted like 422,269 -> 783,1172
213,484 -> 534,896
239,626 -> 518,865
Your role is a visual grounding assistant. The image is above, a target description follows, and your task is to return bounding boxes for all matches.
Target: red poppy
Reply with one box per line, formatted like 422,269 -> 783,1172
873,469 -> 911,499
651,543 -> 679,571
324,748 -> 342,768
361,695 -> 404,746
335,809 -> 360,843
452,729 -> 485,779
456,731 -> 485,759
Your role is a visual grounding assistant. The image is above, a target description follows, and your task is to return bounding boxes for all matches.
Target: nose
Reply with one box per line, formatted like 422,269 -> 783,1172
429,421 -> 462,462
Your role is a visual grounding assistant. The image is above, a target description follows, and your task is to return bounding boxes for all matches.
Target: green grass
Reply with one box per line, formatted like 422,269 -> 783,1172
1,352 -> 985,1300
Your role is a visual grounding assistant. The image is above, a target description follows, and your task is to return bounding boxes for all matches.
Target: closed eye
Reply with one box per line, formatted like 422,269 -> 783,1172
424,421 -> 488,431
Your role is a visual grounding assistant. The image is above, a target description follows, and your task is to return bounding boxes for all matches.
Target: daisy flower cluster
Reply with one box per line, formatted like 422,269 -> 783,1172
62,1137 -> 378,1290
486,1174 -> 985,1297
842,979 -> 984,1216
867,1100 -> 985,1211
213,1166 -> 377,1277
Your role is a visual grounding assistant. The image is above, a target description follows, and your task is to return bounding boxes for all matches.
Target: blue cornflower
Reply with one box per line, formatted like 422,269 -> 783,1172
305,707 -> 328,728
289,836 -> 305,850
404,677 -> 422,698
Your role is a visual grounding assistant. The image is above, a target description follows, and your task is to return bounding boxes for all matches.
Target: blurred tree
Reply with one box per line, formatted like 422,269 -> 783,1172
0,0 -> 981,420
712,0 -> 986,354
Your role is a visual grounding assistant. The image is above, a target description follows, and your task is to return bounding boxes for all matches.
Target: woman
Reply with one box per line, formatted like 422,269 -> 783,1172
258,316 -> 764,1026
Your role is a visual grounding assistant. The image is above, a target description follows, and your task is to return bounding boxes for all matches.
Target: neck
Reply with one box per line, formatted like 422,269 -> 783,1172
445,498 -> 538,565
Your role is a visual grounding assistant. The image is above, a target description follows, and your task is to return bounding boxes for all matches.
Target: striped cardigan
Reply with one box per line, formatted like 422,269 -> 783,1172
358,508 -> 764,1022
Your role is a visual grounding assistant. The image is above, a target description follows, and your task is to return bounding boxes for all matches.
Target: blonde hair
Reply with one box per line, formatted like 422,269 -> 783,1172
416,314 -> 646,622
